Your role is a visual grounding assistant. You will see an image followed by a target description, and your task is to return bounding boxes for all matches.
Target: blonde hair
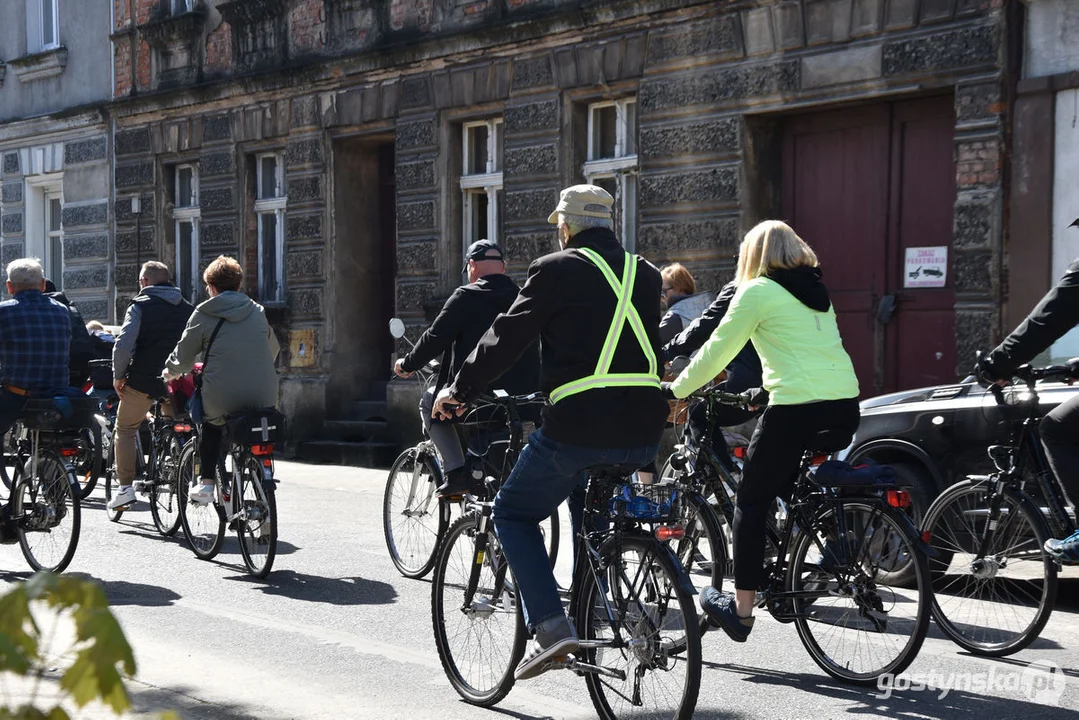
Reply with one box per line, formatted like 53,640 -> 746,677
661,263 -> 696,296
735,220 -> 819,285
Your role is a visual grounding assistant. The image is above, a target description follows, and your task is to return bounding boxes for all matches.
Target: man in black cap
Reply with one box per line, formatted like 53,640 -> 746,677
394,239 -> 537,496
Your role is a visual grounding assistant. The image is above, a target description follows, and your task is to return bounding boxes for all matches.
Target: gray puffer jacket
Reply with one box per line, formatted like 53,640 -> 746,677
166,291 -> 280,425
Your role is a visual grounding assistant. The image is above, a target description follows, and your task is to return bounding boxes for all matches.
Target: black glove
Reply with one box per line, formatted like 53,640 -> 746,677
741,387 -> 770,408
974,355 -> 1002,385
660,381 -> 676,400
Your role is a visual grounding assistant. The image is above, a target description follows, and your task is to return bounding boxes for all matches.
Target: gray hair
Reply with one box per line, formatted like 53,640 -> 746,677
559,212 -> 613,238
140,261 -> 170,285
6,258 -> 44,292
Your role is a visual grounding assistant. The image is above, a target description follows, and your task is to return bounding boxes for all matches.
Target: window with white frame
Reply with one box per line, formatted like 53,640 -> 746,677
27,0 -> 60,52
255,153 -> 286,303
583,98 -> 638,252
173,164 -> 200,300
461,118 -> 503,256
45,191 -> 63,289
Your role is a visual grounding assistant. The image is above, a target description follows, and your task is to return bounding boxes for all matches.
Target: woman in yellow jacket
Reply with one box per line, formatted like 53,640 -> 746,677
668,220 -> 859,642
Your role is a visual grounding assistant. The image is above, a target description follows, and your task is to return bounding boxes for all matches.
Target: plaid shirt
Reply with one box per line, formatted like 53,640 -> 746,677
0,290 -> 72,394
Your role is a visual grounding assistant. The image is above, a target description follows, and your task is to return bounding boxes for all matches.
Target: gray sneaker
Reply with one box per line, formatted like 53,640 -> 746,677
514,621 -> 579,680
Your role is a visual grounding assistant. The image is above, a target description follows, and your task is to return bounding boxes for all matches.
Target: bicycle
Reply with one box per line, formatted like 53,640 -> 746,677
431,455 -> 702,718
177,408 -> 281,578
5,396 -> 99,572
921,362 -> 1076,656
103,397 -> 194,537
670,388 -> 932,684
383,363 -> 558,579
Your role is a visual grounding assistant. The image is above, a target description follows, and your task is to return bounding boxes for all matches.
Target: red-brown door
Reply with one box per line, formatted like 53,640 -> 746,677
782,96 -> 957,395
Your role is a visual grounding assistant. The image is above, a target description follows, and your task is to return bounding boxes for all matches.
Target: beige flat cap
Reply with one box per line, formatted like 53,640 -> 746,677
547,184 -> 615,224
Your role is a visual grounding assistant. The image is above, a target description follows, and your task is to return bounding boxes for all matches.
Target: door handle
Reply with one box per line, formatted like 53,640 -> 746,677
876,294 -> 897,325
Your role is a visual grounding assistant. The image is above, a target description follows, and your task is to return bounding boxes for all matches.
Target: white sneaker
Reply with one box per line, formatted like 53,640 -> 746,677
107,485 -> 137,511
188,482 -> 216,505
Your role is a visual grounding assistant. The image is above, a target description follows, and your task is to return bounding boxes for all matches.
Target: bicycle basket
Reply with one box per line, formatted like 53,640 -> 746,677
87,359 -> 114,391
22,396 -> 99,431
609,483 -> 679,522
226,408 -> 284,445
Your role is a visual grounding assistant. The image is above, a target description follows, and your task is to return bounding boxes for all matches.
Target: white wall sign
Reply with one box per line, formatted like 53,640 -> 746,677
904,246 -> 948,288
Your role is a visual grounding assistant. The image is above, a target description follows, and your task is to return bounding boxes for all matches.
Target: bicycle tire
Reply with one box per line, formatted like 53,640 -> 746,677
383,447 -> 449,579
789,501 -> 930,685
150,435 -> 184,536
922,479 -> 1056,657
432,513 -> 526,707
74,424 -> 102,500
0,423 -> 24,491
672,491 -> 726,634
13,450 -> 81,573
576,534 -> 702,720
177,439 -> 225,560
236,455 -> 278,578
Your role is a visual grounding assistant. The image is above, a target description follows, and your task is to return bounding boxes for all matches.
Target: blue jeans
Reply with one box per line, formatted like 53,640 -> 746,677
493,428 -> 658,631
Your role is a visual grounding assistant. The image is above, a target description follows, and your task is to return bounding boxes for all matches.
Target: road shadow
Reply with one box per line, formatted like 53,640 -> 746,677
703,662 -> 1075,719
924,618 -> 1066,652
65,574 -> 182,607
223,569 -> 398,606
127,682 -> 264,720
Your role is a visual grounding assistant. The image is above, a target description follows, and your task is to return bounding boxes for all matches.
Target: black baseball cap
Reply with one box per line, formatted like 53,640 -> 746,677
462,240 -> 505,272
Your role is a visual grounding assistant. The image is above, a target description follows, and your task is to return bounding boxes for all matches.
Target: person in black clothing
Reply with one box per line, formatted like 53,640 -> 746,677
394,240 -> 537,497
978,250 -> 1079,557
107,262 -> 195,512
433,185 -> 668,681
44,280 -> 96,388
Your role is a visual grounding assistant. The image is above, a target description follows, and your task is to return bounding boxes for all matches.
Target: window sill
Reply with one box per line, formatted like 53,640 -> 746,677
9,47 -> 67,83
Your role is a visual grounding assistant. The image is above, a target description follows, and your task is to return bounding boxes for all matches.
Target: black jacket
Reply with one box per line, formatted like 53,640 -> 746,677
450,228 -> 669,449
984,258 -> 1079,378
115,285 -> 195,397
46,291 -> 94,386
402,274 -> 538,394
662,280 -> 763,391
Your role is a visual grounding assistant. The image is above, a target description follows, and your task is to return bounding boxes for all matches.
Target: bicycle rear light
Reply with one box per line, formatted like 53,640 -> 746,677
886,489 -> 911,509
262,458 -> 273,468
251,443 -> 274,456
733,446 -> 746,459
810,454 -> 829,466
59,448 -> 79,458
654,525 -> 685,541
173,423 -> 192,433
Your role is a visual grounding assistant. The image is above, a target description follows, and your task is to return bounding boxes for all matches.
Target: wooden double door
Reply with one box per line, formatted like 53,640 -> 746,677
781,96 -> 958,396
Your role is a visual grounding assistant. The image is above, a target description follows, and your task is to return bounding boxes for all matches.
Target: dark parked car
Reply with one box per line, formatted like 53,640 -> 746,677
837,377 -> 1079,525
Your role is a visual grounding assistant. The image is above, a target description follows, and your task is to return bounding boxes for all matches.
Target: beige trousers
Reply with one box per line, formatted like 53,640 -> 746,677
114,388 -> 172,484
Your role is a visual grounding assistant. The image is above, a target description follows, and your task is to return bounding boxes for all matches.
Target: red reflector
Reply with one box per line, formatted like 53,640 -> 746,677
886,489 -> 911,509
733,446 -> 746,459
810,454 -> 829,466
655,525 -> 686,541
251,443 -> 274,457
921,530 -> 932,544
59,448 -> 79,457
173,424 -> 192,433
262,459 -> 273,468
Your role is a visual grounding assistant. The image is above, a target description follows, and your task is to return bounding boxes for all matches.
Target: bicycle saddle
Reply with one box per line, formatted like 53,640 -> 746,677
587,463 -> 644,481
807,429 -> 854,455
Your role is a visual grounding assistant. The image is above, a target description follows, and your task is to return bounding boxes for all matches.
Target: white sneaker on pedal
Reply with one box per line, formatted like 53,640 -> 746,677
107,485 -> 137,511
189,483 -> 216,506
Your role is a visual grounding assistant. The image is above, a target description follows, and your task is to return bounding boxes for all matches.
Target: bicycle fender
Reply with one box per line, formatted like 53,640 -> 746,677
599,529 -> 698,597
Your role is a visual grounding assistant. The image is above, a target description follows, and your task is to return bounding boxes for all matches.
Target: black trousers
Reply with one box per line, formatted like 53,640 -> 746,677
1039,393 -> 1079,519
200,422 -> 224,481
733,398 -> 860,591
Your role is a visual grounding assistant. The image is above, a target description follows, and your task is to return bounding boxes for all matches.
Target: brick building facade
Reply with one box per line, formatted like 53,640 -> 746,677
101,0 -> 1010,454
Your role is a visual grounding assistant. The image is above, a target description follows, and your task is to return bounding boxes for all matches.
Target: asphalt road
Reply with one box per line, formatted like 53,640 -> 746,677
1,460 -> 1078,719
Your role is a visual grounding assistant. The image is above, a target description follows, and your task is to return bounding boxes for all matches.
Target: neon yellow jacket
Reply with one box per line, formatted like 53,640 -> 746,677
670,276 -> 859,405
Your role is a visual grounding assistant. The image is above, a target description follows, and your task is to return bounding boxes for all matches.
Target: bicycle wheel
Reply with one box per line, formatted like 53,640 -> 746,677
671,491 -> 726,633
922,479 -> 1056,656
576,535 -> 702,720
432,514 -> 526,707
177,440 -> 225,560
236,456 -> 278,578
789,501 -> 930,685
383,447 -> 449,579
150,435 -> 183,537
72,425 -> 101,500
0,423 -> 24,491
13,450 -> 81,573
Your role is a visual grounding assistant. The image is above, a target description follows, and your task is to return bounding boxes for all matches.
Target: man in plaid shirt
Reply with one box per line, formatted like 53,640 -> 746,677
0,258 -> 72,436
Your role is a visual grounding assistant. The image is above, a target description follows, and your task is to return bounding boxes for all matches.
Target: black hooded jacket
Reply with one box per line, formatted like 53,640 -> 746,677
767,266 -> 832,312
44,288 -> 94,386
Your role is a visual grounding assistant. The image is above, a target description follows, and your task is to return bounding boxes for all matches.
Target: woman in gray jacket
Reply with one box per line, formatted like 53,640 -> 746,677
165,255 -> 280,504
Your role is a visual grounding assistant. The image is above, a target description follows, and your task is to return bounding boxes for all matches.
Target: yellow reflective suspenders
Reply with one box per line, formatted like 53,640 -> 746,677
549,247 -> 661,404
